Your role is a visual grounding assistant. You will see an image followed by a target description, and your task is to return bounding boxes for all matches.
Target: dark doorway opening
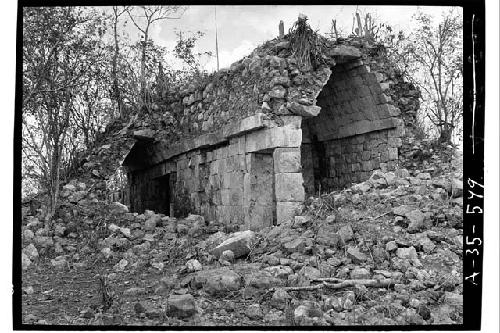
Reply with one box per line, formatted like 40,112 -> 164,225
153,174 -> 171,215
310,134 -> 329,193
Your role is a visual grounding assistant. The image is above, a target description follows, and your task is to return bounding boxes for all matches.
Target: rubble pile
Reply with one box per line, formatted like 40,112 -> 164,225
22,146 -> 463,326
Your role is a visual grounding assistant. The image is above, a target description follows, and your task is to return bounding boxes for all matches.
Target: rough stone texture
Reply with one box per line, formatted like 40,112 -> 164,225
350,268 -> 371,279
243,153 -> 275,230
193,268 -> 241,296
186,259 -> 202,272
245,304 -> 263,319
276,202 -> 303,225
273,148 -> 301,173
316,225 -> 342,248
270,288 -> 291,310
220,250 -> 235,263
122,35 -> 418,230
346,247 -> 368,263
298,60 -> 406,193
166,294 -> 197,318
23,244 -> 39,261
338,225 -> 354,243
275,173 -> 305,202
396,246 -> 418,260
209,230 -> 255,259
22,253 -> 31,270
244,269 -> 282,289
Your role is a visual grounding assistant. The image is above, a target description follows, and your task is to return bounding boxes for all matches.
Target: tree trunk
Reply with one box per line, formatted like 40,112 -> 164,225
112,14 -> 123,119
48,141 -> 60,219
140,30 -> 148,109
439,124 -> 453,144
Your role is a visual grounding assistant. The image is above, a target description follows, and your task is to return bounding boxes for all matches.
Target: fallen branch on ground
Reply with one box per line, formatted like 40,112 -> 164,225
270,278 -> 395,292
311,277 -> 344,283
272,284 -> 326,292
369,211 -> 391,220
323,278 -> 395,289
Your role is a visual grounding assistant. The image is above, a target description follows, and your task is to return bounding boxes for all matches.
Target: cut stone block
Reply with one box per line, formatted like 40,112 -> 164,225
273,148 -> 301,173
133,129 -> 155,140
243,153 -> 275,229
246,126 -> 302,152
275,173 -> 305,202
388,147 -> 398,160
244,204 -> 275,230
289,102 -> 321,117
328,45 -> 362,61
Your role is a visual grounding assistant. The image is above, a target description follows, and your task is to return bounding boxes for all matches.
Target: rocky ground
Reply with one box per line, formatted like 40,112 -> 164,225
21,146 -> 463,327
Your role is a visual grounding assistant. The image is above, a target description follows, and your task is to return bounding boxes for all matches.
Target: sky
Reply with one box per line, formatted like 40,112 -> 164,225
125,5 -> 461,72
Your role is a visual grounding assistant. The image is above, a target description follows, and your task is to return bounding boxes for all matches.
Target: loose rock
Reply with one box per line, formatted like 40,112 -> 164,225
210,230 -> 255,259
346,247 -> 368,263
166,294 -> 197,318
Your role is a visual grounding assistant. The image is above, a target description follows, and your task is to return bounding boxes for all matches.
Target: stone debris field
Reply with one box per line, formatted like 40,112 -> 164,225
21,138 -> 464,326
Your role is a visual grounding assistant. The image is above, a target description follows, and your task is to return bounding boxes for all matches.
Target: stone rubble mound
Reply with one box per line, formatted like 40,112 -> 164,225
22,147 -> 463,325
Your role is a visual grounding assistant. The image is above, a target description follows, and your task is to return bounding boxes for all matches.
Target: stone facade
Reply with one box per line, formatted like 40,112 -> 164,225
125,115 -> 305,229
122,36 -> 419,230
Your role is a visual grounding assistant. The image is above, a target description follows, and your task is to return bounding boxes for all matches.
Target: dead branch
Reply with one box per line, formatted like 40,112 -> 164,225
311,277 -> 343,283
270,278 -> 395,293
324,278 -> 395,289
270,284 -> 326,292
369,211 -> 390,221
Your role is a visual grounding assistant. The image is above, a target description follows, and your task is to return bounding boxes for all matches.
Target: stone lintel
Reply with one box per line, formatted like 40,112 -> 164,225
133,129 -> 155,141
319,117 -> 399,142
327,45 -> 362,63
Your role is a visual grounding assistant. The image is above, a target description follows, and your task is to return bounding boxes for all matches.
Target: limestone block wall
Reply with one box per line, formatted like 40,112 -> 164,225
128,115 -> 305,230
174,117 -> 305,229
300,60 -> 404,194
301,128 -> 403,192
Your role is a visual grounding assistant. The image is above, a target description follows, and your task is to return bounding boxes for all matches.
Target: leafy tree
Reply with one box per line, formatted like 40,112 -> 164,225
173,30 -> 213,73
21,5 -> 218,208
22,7 -> 108,216
380,9 -> 463,143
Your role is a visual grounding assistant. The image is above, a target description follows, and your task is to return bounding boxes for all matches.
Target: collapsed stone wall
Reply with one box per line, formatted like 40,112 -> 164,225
123,35 -> 420,230
154,38 -> 334,146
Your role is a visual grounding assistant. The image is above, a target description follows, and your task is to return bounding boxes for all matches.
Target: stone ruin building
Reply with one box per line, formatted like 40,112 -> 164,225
121,34 -> 420,231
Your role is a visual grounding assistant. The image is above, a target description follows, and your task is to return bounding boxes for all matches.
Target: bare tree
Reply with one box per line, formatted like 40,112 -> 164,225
410,10 -> 463,143
125,6 -> 186,109
111,6 -> 128,118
